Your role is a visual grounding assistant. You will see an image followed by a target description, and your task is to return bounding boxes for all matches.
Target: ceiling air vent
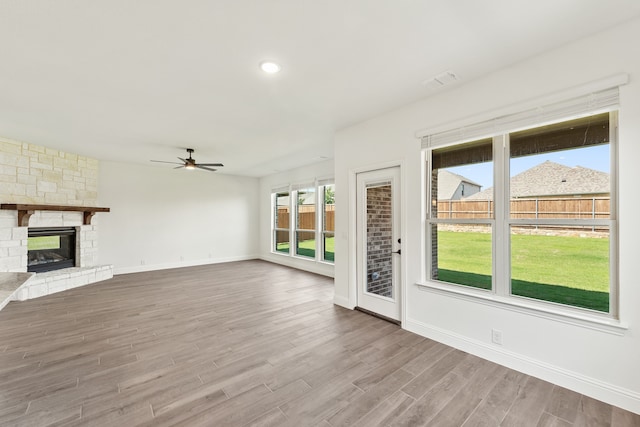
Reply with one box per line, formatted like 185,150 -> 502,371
422,71 -> 459,90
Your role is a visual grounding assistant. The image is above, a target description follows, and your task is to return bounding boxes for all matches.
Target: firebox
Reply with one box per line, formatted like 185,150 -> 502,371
27,227 -> 76,273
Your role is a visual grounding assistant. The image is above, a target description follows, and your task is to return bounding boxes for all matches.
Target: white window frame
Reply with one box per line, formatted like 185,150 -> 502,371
426,138 -> 496,292
270,179 -> 335,264
421,87 -> 621,324
293,186 -> 317,260
272,190 -> 291,256
320,183 -> 335,264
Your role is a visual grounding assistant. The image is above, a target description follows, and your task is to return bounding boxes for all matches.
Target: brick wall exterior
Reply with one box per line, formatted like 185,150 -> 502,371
431,169 -> 439,280
366,184 -> 393,298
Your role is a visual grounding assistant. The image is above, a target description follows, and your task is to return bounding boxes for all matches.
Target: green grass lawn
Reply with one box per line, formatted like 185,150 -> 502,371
276,237 -> 335,262
436,230 -> 610,312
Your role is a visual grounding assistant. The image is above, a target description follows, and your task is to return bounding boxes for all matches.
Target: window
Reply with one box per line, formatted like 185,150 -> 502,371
295,187 -> 316,258
273,192 -> 290,254
508,113 -> 612,312
429,139 -> 494,291
426,110 -> 617,315
271,180 -> 335,264
321,184 -> 335,262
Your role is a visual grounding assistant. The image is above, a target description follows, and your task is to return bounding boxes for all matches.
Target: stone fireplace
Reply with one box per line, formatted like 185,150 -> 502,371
0,137 -> 113,308
0,209 -> 113,303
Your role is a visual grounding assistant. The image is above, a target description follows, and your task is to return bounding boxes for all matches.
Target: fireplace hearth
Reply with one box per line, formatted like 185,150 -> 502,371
27,227 -> 76,273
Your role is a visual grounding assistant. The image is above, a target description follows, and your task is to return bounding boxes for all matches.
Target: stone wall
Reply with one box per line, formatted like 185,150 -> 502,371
0,137 -> 112,303
0,136 -> 98,206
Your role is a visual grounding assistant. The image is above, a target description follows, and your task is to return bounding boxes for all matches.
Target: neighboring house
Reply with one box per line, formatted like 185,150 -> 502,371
275,189 -> 316,208
466,160 -> 609,200
437,169 -> 482,200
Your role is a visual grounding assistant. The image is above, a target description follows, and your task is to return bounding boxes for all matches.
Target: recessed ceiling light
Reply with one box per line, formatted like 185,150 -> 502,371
260,61 -> 281,74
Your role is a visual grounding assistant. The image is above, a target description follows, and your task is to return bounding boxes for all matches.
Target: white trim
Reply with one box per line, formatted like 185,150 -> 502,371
404,317 -> 640,414
333,294 -> 353,309
508,218 -> 612,226
420,150 -> 428,286
350,160 -> 408,322
415,281 -> 627,334
271,180 -> 335,264
348,169 -> 358,309
416,73 -> 628,142
423,88 -> 619,148
424,110 -> 618,317
320,182 -> 336,264
609,111 -> 619,319
399,160 -> 408,327
348,159 -> 405,311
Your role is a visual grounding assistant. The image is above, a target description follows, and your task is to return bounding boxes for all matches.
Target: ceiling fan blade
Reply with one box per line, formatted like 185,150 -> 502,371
177,157 -> 187,163
151,160 -> 184,165
197,163 -> 224,167
196,165 -> 218,172
173,165 -> 185,169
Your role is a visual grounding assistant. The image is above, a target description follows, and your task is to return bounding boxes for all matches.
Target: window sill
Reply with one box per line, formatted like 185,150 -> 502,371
415,281 -> 628,336
271,251 -> 291,257
270,251 -> 334,266
292,254 -> 316,261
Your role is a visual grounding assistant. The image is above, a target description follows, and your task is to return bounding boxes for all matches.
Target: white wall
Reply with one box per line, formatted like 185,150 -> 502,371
334,19 -> 640,413
98,161 -> 259,274
259,159 -> 334,277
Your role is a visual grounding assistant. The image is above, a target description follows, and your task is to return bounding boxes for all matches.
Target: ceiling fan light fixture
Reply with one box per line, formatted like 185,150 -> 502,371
260,61 -> 281,74
150,148 -> 223,172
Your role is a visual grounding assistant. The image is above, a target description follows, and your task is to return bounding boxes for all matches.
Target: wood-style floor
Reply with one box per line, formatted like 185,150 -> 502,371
0,260 -> 638,427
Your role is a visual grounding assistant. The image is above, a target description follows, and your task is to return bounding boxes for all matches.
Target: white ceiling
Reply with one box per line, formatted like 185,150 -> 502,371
1,1 -> 640,177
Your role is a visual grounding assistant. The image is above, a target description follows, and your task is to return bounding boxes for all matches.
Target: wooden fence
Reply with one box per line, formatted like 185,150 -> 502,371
275,206 -> 335,244
436,197 -> 610,220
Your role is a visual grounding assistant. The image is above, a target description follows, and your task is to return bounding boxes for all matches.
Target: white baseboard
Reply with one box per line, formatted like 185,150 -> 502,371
404,317 -> 640,415
113,254 -> 259,275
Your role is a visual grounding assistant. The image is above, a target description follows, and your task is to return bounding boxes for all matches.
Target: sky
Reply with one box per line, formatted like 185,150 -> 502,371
446,145 -> 610,190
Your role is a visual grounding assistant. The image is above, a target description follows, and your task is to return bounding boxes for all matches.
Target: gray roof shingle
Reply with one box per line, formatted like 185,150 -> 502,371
437,170 -> 482,200
465,161 -> 609,200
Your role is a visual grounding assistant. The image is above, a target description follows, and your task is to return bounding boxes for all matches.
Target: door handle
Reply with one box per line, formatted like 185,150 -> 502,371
392,249 -> 401,255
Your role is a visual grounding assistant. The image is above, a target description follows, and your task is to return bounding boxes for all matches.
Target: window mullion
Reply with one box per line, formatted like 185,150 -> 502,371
290,191 -> 295,256
493,134 -> 509,297
609,111 -> 619,318
316,186 -> 322,261
272,193 -> 277,253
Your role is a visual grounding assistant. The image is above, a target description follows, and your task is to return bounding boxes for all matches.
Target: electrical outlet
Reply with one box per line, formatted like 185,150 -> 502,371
491,329 -> 503,345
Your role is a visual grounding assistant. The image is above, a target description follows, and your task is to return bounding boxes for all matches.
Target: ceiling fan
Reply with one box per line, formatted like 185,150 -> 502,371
150,148 -> 224,172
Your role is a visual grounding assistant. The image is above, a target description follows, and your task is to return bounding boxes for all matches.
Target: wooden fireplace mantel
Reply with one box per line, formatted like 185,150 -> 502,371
0,204 -> 110,226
